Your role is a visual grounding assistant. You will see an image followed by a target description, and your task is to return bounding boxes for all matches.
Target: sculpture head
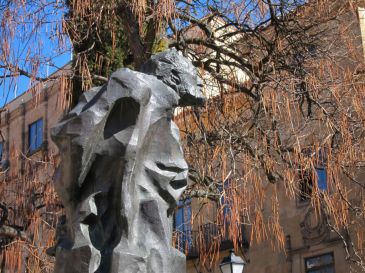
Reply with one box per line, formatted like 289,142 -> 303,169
140,49 -> 205,106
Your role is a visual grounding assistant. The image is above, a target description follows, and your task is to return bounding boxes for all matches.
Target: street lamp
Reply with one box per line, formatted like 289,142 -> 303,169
219,249 -> 246,273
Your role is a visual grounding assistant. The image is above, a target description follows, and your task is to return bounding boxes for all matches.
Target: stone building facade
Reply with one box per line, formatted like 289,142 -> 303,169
0,71 -> 68,271
0,74 -> 69,179
180,4 -> 365,273
0,78 -> 66,177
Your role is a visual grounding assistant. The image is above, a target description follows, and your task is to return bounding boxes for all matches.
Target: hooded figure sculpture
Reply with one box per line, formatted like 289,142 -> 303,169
51,49 -> 205,273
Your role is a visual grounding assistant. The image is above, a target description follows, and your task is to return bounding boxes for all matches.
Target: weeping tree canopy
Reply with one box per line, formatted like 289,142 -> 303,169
1,0 -> 365,272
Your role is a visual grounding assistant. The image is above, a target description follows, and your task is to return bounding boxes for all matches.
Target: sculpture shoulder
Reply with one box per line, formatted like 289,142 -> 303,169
109,68 -> 150,90
109,68 -> 179,107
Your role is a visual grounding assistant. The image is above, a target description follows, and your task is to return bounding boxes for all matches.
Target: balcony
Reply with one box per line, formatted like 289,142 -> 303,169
174,222 -> 249,259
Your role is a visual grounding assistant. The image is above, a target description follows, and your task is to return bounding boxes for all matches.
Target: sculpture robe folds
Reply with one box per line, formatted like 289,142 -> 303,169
51,49 -> 205,273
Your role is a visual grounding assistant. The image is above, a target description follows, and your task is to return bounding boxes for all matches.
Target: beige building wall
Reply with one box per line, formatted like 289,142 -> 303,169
0,79 -> 66,231
0,80 -> 65,174
185,183 -> 354,273
185,5 -> 365,273
184,170 -> 363,272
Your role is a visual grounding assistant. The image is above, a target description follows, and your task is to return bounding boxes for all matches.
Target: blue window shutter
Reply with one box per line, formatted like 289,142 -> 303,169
316,168 -> 327,191
29,119 -> 43,152
175,199 -> 192,252
36,119 -> 43,148
29,122 -> 36,152
175,203 -> 184,231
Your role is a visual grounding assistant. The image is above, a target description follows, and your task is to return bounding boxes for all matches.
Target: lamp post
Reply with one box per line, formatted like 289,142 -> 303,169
219,249 -> 246,273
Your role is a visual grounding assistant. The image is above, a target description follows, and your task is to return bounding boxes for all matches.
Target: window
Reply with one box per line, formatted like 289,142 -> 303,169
174,199 -> 192,253
219,179 -> 232,224
218,179 -> 250,249
299,148 -> 328,202
29,119 -> 43,153
305,252 -> 335,273
316,168 -> 327,191
299,168 -> 328,202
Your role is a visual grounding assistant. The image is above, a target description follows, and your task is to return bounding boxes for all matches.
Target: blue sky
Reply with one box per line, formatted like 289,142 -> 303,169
0,52 -> 71,107
0,1 -> 71,107
0,0 -> 306,108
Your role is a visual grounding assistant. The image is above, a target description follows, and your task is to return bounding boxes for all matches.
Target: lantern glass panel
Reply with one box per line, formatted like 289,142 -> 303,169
232,263 -> 244,273
220,263 -> 232,273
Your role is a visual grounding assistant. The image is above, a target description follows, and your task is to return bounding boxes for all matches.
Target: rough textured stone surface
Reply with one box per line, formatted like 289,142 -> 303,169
51,49 -> 205,273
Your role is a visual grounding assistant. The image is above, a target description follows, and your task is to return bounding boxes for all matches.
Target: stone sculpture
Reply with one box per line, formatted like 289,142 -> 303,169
51,49 -> 205,273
